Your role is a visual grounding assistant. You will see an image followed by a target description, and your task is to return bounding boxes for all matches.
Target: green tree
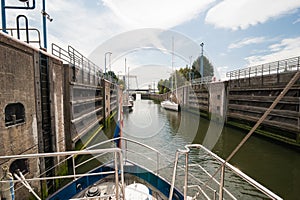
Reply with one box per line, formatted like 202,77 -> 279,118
157,56 -> 215,93
106,71 -> 118,80
158,79 -> 171,94
192,56 -> 214,78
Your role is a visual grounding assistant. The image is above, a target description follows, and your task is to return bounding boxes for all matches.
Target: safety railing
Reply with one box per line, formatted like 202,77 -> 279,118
226,56 -> 300,80
1,27 -> 42,48
169,144 -> 283,200
191,76 -> 213,85
0,137 -> 283,200
87,137 -> 169,177
52,43 -> 103,85
0,148 -> 124,200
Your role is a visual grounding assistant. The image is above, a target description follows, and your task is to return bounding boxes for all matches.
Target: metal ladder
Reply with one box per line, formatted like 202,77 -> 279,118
39,53 -> 55,194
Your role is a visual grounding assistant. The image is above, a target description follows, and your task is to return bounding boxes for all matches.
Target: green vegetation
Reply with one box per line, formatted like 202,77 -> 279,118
157,55 -> 214,94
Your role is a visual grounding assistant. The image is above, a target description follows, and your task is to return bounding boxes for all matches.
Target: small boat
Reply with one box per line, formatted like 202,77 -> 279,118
161,99 -> 179,111
161,38 -> 180,112
0,137 -> 282,200
128,95 -> 134,106
122,102 -> 133,112
123,93 -> 133,112
161,93 -> 180,111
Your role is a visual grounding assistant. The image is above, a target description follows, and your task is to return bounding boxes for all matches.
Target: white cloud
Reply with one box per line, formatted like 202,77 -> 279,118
293,17 -> 300,24
205,0 -> 300,30
46,0 -> 126,55
44,0 -> 215,55
245,36 -> 300,65
216,66 -> 229,81
102,0 -> 215,29
229,37 -> 266,49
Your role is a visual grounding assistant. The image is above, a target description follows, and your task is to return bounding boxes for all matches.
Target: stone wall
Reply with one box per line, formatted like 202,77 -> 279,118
0,32 -> 66,198
0,33 -> 41,198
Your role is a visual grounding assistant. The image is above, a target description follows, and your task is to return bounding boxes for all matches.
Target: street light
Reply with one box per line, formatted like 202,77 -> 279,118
200,43 -> 204,79
189,56 -> 193,83
104,52 -> 112,79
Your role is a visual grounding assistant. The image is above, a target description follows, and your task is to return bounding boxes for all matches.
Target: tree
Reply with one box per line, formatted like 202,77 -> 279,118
106,71 -> 118,80
158,79 -> 171,94
157,56 -> 215,93
191,56 -> 214,78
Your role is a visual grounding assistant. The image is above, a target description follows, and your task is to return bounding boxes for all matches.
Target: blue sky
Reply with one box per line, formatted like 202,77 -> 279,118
2,0 -> 300,85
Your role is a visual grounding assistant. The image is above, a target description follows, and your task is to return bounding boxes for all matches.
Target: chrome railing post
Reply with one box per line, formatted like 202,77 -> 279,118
72,155 -> 76,180
156,152 -> 159,175
125,139 -> 128,161
114,152 -> 119,199
184,152 -> 189,200
118,150 -> 125,200
169,151 -> 179,200
218,164 -> 225,200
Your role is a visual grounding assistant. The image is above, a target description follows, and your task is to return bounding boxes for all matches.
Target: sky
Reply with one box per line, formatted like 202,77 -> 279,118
1,0 -> 300,87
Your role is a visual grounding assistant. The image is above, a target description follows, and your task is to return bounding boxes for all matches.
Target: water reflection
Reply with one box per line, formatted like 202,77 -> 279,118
122,99 -> 300,199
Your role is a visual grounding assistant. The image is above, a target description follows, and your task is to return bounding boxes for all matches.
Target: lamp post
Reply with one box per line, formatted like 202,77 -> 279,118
104,52 -> 112,79
41,0 -> 53,50
189,56 -> 193,83
200,43 -> 204,79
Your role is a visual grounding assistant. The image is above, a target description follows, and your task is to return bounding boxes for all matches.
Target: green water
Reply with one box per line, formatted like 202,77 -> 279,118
91,99 -> 299,199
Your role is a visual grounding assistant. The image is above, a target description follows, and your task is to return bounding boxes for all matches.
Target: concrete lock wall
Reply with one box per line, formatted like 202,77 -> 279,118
0,33 -> 41,198
149,72 -> 299,147
0,32 -> 66,198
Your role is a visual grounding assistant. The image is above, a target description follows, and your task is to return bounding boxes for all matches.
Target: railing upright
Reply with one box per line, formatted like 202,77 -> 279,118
72,155 -> 76,180
218,164 -> 225,200
184,153 -> 189,200
114,152 -> 119,199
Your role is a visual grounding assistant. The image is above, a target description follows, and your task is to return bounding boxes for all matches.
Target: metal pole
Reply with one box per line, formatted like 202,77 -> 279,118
156,152 -> 159,175
184,152 -> 189,200
218,164 -> 225,200
42,0 -> 47,49
105,53 -> 107,78
104,52 -> 112,79
114,152 -> 119,199
189,56 -> 192,83
72,156 -> 76,180
200,43 -> 204,78
169,151 -> 179,200
109,53 -> 112,73
1,0 -> 7,33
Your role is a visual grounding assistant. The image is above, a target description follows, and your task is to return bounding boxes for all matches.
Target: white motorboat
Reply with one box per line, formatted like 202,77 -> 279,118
161,99 -> 179,111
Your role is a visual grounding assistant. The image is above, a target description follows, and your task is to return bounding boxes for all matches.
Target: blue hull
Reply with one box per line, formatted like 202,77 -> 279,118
47,163 -> 183,200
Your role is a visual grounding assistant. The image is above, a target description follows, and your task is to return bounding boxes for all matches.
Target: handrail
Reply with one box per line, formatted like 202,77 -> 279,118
191,76 -> 213,84
0,148 -> 125,199
226,56 -> 300,80
169,144 -> 283,200
52,43 -> 103,85
87,137 -> 170,176
16,15 -> 29,43
0,27 -> 42,48
0,137 -> 283,200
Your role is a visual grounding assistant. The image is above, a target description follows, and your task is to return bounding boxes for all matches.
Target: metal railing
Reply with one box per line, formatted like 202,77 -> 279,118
84,137 -> 283,200
0,137 -> 283,200
1,27 -> 42,48
191,76 -> 213,85
0,148 -> 125,200
226,56 -> 300,80
52,43 -> 103,85
87,137 -> 168,177
169,144 -> 283,200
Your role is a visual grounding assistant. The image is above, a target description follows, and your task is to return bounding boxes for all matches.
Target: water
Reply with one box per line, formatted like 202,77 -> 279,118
118,99 -> 300,199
